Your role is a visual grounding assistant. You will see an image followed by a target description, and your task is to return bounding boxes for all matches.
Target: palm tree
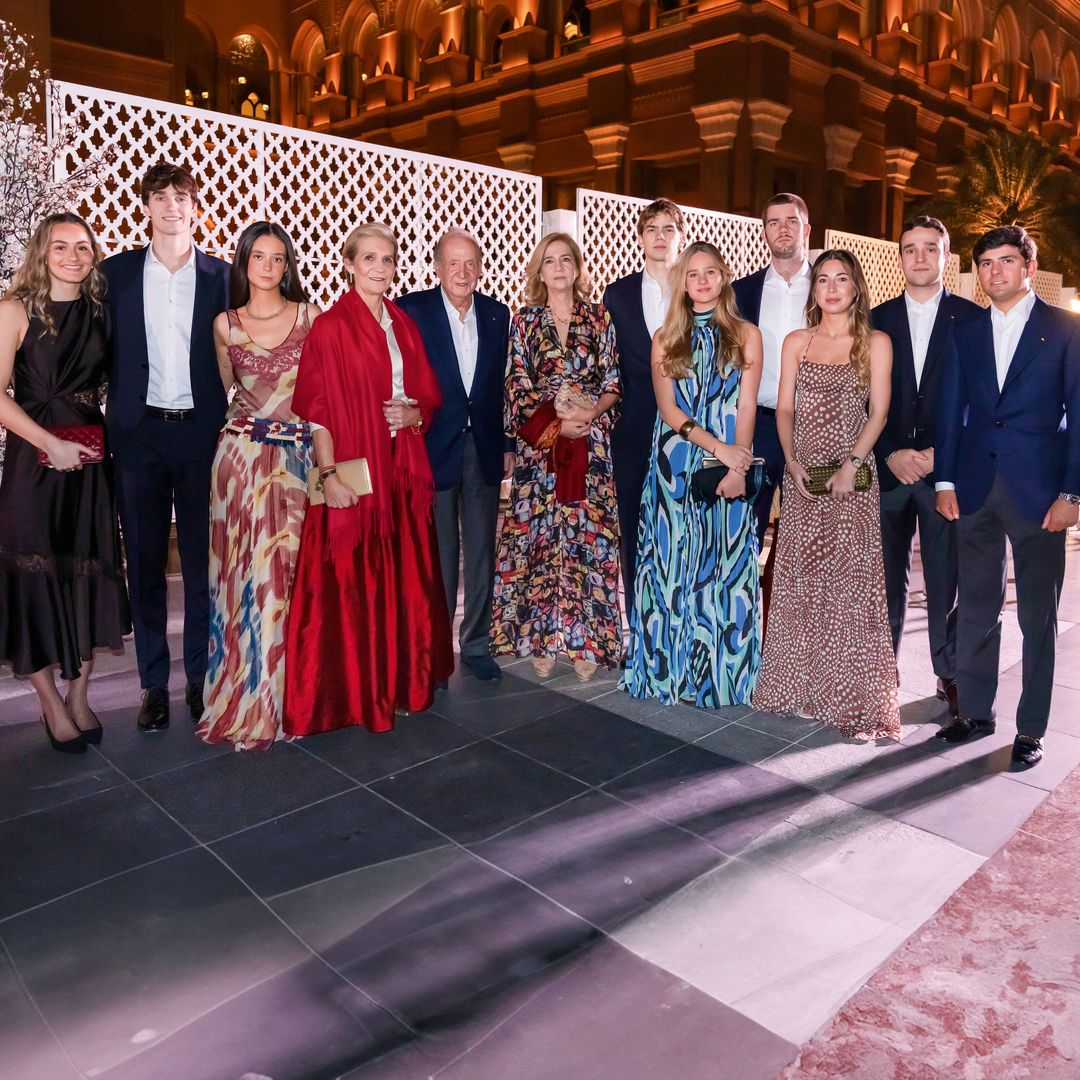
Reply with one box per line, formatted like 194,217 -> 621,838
917,129 -> 1080,284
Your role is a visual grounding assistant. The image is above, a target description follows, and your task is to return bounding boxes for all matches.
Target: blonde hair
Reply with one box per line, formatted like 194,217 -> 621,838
523,232 -> 592,306
805,249 -> 873,387
658,242 -> 750,380
342,220 -> 399,264
6,214 -> 106,338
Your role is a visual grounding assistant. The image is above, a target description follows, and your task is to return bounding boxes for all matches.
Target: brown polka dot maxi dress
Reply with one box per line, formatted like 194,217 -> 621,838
752,357 -> 900,739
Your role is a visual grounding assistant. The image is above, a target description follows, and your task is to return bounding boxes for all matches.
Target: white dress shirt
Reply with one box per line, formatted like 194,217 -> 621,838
143,245 -> 197,409
904,286 -> 943,389
756,260 -> 812,408
935,288 -> 1037,492
640,266 -> 670,339
440,288 -> 478,394
991,288 -> 1037,391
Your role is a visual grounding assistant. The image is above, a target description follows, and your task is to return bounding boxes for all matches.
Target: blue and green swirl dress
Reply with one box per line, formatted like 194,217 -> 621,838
622,312 -> 761,707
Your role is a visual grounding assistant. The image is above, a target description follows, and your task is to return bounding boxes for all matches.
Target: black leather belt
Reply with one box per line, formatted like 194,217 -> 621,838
758,406 -> 777,417
146,406 -> 195,422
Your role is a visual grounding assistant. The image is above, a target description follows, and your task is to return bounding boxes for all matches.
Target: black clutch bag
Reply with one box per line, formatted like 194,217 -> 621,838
691,456 -> 767,503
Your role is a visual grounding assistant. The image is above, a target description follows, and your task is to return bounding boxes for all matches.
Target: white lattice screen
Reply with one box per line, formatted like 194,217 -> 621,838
48,81 -> 543,309
823,229 -> 962,308
576,189 -> 771,300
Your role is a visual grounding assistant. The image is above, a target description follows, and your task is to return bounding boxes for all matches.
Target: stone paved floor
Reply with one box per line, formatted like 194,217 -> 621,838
1,536 -> 1078,1079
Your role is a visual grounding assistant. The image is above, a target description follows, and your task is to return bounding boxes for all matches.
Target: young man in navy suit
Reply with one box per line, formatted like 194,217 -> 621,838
102,162 -> 230,731
871,217 -> 981,716
936,225 -> 1080,766
603,198 -> 685,633
732,193 -> 813,546
397,230 -> 511,681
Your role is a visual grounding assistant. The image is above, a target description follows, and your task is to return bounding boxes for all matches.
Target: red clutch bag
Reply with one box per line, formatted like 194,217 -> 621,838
36,425 -> 106,468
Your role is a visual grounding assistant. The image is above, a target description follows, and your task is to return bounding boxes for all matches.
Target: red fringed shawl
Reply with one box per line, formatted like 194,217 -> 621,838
292,290 -> 442,555
519,399 -> 588,504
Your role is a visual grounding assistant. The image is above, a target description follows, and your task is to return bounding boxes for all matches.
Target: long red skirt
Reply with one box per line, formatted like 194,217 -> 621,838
282,487 -> 453,736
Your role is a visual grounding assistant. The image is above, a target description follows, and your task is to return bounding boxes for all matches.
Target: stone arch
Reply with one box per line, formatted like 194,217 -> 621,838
228,31 -> 273,118
485,3 -> 514,63
991,5 -> 1020,65
340,1 -> 382,94
181,14 -> 217,109
1029,29 -> 1054,84
1062,50 -> 1080,102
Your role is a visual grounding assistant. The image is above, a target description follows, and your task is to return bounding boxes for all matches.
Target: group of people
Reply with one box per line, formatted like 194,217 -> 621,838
0,165 -> 1076,772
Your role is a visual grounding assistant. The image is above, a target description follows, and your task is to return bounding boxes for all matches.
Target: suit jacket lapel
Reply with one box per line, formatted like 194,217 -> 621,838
626,272 -> 651,353
475,294 -> 504,385
999,297 -> 1046,397
122,247 -> 151,372
920,290 -> 954,388
888,297 -> 917,394
433,289 -> 469,399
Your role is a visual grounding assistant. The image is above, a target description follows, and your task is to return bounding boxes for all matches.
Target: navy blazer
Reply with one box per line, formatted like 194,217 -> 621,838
937,295 -> 1080,523
603,271 -> 656,461
396,287 -> 511,490
871,290 -> 982,492
102,246 -> 231,452
731,266 -> 769,326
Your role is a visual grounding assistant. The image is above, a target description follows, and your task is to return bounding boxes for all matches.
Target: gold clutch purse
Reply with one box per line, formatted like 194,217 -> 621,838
806,460 -> 872,496
307,458 -> 373,505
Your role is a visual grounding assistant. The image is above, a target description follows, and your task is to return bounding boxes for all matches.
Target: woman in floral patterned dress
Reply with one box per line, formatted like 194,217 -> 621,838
491,232 -> 622,682
197,222 -> 320,751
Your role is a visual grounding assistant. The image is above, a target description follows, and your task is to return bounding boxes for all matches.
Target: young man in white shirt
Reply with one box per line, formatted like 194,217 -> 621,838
103,162 -> 231,732
935,225 -> 1080,767
732,193 -> 813,545
871,216 -> 980,716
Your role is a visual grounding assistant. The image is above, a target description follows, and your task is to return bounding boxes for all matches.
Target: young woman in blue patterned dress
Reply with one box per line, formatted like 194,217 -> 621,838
623,242 -> 763,707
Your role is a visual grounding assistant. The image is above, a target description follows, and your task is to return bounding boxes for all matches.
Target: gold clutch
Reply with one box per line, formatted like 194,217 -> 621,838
307,458 -> 373,505
806,460 -> 872,496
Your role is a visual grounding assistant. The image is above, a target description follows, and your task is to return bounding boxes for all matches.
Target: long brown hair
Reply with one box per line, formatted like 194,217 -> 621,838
6,214 -> 106,338
658,242 -> 750,380
805,249 -> 873,386
522,232 -> 592,306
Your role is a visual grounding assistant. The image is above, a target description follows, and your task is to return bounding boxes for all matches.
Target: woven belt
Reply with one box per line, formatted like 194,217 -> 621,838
223,415 -> 311,446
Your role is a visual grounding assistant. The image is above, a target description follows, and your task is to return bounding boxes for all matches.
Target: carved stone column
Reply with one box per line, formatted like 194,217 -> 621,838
747,99 -> 792,212
585,122 -> 631,192
883,147 -> 918,240
497,141 -> 537,173
822,124 -> 861,229
691,99 -> 742,209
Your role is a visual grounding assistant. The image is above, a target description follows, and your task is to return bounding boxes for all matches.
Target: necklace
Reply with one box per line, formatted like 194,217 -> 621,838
244,299 -> 288,321
551,307 -> 572,326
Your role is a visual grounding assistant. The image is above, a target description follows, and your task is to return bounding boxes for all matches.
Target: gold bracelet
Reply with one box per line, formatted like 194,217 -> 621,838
678,419 -> 697,439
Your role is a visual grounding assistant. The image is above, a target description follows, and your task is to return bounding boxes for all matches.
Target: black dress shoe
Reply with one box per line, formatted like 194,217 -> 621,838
65,695 -> 103,745
185,683 -> 205,722
936,677 -> 960,719
935,715 -> 995,743
461,655 -> 501,681
137,686 -> 170,732
1011,735 -> 1043,767
40,714 -> 87,754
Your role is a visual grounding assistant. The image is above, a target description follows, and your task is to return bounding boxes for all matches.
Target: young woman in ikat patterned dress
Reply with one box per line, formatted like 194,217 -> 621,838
752,250 -> 900,739
623,242 -> 763,707
198,223 -> 321,751
490,233 -> 622,682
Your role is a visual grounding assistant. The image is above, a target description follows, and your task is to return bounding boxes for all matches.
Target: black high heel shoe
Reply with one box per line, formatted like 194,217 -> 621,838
65,696 -> 103,745
40,714 -> 87,754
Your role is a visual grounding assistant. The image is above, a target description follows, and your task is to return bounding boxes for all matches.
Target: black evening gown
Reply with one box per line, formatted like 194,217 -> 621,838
0,298 -> 131,679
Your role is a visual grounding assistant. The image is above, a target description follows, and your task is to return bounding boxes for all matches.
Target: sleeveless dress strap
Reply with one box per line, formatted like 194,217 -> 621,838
801,330 -> 818,362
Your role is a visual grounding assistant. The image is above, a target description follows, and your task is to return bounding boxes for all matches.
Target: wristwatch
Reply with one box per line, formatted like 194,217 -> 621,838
1059,492 -> 1080,505
848,453 -> 864,468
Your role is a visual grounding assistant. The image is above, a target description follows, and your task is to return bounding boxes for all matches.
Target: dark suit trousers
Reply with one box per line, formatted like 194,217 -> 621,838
114,415 -> 216,689
879,477 -> 957,678
956,477 -> 1065,738
433,435 -> 500,658
613,446 -> 649,626
752,410 -> 785,546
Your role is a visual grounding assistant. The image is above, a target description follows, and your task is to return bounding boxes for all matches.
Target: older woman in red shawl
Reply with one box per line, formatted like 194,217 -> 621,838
284,221 -> 453,734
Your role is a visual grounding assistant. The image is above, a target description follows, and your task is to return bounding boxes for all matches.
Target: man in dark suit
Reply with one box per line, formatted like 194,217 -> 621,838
397,229 -> 511,681
871,216 -> 981,716
603,198 -> 685,630
732,193 -> 813,546
102,162 -> 230,731
935,225 -> 1080,767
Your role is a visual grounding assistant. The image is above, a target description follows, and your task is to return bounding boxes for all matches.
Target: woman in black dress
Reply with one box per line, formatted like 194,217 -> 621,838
0,214 -> 131,752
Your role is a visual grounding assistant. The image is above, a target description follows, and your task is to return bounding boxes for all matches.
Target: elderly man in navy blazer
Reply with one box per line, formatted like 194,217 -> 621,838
936,225 -> 1080,767
871,216 -> 981,716
603,198 -> 685,632
732,193 -> 814,546
397,229 -> 511,681
102,161 -> 230,732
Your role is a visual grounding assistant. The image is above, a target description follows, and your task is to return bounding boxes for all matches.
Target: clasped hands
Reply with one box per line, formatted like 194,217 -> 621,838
383,396 -> 420,433
887,447 -> 933,486
712,443 -> 753,499
555,397 -> 598,440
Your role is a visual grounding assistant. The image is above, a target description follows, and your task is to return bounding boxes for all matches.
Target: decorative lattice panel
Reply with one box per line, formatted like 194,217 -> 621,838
576,189 -> 771,300
49,81 -> 543,309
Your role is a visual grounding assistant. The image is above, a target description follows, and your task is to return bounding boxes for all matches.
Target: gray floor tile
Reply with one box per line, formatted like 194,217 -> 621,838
298,712 -> 478,784
370,741 -> 587,844
602,744 -> 817,856
0,784 -> 194,920
997,671 -> 1080,739
435,940 -> 799,1080
0,720 -> 127,823
471,789 -> 726,930
735,708 -> 821,742
696,722 -> 791,765
494,704 -> 684,785
2,849 -> 310,1077
140,742 -> 356,842
430,684 -> 573,736
211,785 -> 449,898
619,700 -> 739,743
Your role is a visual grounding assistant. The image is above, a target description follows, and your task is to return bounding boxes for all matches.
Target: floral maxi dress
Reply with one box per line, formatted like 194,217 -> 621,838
490,301 -> 623,667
